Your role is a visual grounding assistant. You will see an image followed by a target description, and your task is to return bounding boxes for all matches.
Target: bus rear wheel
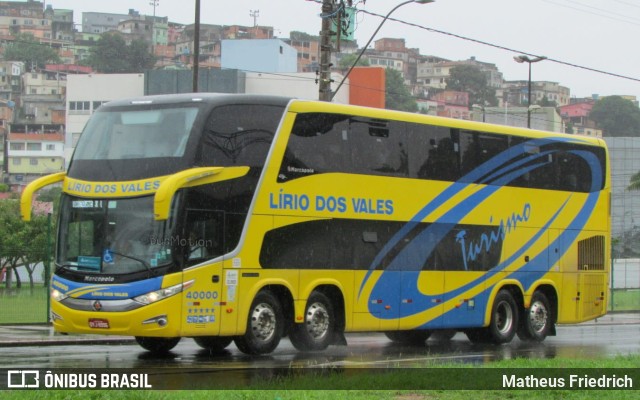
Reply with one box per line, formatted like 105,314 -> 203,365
134,336 -> 181,353
234,290 -> 284,355
487,289 -> 519,344
193,336 -> 233,352
517,291 -> 552,342
385,330 -> 431,345
289,291 -> 335,351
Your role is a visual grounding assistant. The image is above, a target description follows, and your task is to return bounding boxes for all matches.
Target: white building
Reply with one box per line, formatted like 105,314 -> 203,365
65,74 -> 145,163
245,72 -> 348,103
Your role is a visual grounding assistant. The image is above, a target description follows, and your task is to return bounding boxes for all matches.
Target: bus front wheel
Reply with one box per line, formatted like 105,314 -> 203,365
289,291 -> 335,351
234,290 -> 284,355
517,291 -> 552,342
487,289 -> 519,344
134,336 -> 181,353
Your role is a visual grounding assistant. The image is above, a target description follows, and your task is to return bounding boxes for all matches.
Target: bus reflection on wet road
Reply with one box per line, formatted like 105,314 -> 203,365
1,320 -> 638,372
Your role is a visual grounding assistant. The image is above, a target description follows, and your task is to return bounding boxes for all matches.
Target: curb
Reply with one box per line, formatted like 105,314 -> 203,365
0,337 -> 136,347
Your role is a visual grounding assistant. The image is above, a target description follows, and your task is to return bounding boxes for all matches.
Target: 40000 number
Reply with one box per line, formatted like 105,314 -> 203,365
186,291 -> 219,300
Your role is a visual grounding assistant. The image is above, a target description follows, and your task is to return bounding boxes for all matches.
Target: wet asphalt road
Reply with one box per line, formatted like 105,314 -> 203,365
1,318 -> 638,370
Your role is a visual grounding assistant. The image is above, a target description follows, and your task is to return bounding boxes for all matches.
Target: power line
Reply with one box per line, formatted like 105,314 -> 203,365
358,9 -> 640,84
541,0 -> 640,27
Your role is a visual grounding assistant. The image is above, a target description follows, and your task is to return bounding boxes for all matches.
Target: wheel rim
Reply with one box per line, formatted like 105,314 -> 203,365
304,302 -> 330,340
495,300 -> 514,335
528,300 -> 548,333
250,303 -> 276,342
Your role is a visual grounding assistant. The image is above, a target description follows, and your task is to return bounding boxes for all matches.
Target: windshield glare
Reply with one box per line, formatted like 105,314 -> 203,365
73,106 -> 199,160
57,195 -> 176,274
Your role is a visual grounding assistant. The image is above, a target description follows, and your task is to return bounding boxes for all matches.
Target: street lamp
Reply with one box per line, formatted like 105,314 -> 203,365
513,55 -> 546,127
329,0 -> 435,101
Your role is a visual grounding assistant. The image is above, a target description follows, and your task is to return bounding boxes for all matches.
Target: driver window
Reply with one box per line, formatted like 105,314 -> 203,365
183,210 -> 224,264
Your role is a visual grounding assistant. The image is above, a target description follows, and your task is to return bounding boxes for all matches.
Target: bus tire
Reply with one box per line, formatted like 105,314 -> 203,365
385,330 -> 431,345
134,336 -> 181,353
289,291 -> 335,351
487,289 -> 518,344
193,336 -> 233,351
234,290 -> 284,355
517,291 -> 552,342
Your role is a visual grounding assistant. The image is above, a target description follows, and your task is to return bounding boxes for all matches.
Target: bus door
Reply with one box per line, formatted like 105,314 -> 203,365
179,209 -> 226,337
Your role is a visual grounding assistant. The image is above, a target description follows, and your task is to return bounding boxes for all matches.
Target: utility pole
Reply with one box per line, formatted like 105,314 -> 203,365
192,0 -> 200,92
250,9 -> 259,38
318,0 -> 334,101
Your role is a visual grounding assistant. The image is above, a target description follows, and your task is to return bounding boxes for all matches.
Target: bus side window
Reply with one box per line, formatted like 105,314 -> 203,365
408,123 -> 459,181
278,113 -> 350,182
348,118 -> 408,177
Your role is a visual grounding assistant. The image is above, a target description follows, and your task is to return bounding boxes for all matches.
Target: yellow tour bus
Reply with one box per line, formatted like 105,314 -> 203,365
21,94 -> 610,354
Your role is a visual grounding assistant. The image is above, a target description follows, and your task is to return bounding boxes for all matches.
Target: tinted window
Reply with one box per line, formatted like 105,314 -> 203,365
280,113 -> 605,193
199,104 -> 284,167
348,118 -> 408,177
407,123 -> 459,181
279,113 -> 350,181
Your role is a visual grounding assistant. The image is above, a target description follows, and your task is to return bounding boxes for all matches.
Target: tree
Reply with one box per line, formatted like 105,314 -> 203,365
87,33 -> 155,73
629,171 -> 640,191
0,200 -> 51,290
446,65 -> 498,107
126,39 -> 157,72
3,33 -> 60,69
385,68 -> 417,112
589,96 -> 640,137
338,53 -> 370,70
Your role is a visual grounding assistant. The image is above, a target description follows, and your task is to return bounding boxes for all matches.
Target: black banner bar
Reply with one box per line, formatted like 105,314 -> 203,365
1,368 -> 638,390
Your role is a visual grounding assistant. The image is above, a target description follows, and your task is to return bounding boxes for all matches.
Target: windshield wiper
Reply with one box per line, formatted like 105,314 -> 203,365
55,264 -> 77,273
109,250 -> 153,274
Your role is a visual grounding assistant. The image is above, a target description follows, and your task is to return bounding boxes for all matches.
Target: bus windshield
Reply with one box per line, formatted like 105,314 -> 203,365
57,195 -> 177,275
73,106 -> 199,160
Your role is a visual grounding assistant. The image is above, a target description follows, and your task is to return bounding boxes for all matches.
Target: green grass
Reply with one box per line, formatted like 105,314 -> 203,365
610,289 -> 640,312
1,356 -> 638,399
0,284 -> 48,324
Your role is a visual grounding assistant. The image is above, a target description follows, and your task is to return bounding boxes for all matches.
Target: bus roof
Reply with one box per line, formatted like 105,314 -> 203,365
101,93 -> 294,109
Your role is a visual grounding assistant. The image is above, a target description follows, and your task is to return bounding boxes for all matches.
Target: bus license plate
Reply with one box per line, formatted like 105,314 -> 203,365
88,318 -> 110,329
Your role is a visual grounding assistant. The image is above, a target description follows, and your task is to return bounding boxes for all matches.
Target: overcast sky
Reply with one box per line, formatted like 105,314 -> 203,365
46,0 -> 640,100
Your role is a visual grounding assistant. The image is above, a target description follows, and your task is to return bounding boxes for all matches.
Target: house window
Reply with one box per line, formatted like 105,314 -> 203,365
69,101 -> 91,112
27,143 -> 42,151
12,158 -> 21,165
10,143 -> 25,151
46,144 -> 55,151
30,158 -> 38,166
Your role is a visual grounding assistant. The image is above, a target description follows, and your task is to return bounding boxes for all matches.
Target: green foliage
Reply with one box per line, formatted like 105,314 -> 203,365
3,33 -> 61,69
629,171 -> 640,191
0,200 -> 52,289
589,96 -> 640,137
0,183 -> 8,193
538,95 -> 557,107
446,64 -> 498,107
385,68 -> 417,112
338,53 -> 370,70
87,33 -> 156,73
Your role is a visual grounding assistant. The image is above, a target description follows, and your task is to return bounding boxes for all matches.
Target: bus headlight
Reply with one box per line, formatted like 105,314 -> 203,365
133,280 -> 194,305
51,288 -> 68,302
